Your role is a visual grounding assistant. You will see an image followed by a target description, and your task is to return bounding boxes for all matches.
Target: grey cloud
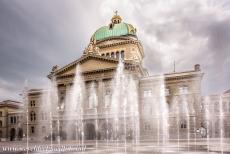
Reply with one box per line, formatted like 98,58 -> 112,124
0,0 -> 230,101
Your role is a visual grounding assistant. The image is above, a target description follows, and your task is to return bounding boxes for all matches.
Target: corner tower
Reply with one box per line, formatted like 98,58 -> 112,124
88,12 -> 144,63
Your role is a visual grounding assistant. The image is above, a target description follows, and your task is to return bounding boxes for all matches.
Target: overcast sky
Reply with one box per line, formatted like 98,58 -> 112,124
0,0 -> 230,101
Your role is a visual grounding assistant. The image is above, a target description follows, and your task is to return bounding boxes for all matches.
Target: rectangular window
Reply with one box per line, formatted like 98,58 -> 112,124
165,88 -> 170,96
144,122 -> 151,131
143,90 -> 152,97
31,126 -> 35,133
10,117 -> 13,124
14,116 -> 16,124
30,100 -> 36,107
179,86 -> 188,94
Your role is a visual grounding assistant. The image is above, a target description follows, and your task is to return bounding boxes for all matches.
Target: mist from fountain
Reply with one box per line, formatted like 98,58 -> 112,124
88,81 -> 98,148
45,78 -> 59,147
127,75 -> 140,145
203,96 -> 210,152
158,77 -> 169,146
65,65 -> 85,145
23,80 -> 29,154
180,88 -> 190,151
110,58 -> 140,151
219,95 -> 224,154
174,96 -> 180,152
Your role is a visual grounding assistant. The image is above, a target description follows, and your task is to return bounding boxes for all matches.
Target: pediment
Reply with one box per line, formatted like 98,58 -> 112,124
55,55 -> 118,77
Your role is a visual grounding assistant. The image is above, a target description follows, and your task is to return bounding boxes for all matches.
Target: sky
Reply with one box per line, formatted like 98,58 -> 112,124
0,0 -> 230,101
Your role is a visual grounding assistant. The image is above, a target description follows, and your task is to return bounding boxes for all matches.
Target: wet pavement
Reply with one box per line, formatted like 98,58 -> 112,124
0,139 -> 230,154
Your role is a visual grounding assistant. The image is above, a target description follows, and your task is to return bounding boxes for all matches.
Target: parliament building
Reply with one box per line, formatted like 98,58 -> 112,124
20,13 -> 230,141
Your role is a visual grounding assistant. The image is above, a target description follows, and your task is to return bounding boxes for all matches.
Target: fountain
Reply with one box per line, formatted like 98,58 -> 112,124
158,77 -> 169,146
203,96 -> 210,152
219,95 -> 224,154
88,81 -> 98,148
110,57 -> 125,146
23,80 -> 29,154
46,77 -> 59,148
110,57 -> 140,152
65,64 -> 85,145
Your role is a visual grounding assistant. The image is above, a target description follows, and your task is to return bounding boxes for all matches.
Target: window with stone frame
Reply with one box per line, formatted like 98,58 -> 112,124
31,126 -> 35,134
30,111 -> 36,121
116,51 -> 119,59
214,102 -> 219,112
144,122 -> 151,131
180,120 -> 187,129
111,52 -> 115,58
165,88 -> 170,96
121,50 -> 125,59
143,90 -> 152,97
179,85 -> 188,94
30,100 -> 36,107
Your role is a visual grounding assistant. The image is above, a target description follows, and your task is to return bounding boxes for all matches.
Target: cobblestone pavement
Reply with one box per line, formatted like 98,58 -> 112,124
0,139 -> 229,154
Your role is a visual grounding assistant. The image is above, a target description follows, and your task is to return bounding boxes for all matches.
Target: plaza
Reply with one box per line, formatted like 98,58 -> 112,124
0,7 -> 229,154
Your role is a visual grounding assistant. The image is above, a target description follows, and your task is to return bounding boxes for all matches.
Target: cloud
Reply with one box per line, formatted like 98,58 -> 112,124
0,0 -> 229,101
0,78 -> 21,100
100,0 -> 230,95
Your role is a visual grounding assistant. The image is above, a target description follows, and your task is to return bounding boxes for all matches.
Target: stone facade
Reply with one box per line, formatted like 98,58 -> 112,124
19,13 -> 230,141
0,100 -> 23,141
201,90 -> 230,138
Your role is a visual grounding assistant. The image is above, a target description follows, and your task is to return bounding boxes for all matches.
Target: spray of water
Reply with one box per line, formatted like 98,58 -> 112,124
110,58 -> 140,152
65,65 -> 85,144
219,95 -> 224,154
88,81 -> 98,148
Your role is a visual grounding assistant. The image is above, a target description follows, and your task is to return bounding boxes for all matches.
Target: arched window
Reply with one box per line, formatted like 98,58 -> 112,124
101,53 -> 105,56
111,52 -> 115,58
116,51 -> 119,59
0,111 -> 2,117
121,50 -> 124,59
180,120 -> 187,129
0,121 -> 2,127
106,53 -> 110,57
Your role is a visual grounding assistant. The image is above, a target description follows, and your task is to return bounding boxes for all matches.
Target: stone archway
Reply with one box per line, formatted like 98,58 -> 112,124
10,128 -> 16,141
84,123 -> 96,140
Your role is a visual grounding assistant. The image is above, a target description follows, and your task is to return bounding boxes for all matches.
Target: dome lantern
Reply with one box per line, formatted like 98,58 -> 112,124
111,11 -> 122,24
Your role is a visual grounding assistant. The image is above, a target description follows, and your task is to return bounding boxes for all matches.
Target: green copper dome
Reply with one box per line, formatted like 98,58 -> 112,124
92,22 -> 136,41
